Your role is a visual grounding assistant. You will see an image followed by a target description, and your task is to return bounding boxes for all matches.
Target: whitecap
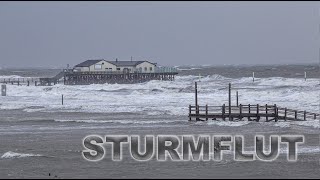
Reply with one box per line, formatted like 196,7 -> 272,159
1,151 -> 42,159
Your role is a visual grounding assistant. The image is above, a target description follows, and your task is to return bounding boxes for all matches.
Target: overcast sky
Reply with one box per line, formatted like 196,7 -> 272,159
0,1 -> 319,68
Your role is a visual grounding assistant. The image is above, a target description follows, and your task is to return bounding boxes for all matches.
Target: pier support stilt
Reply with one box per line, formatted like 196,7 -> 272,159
229,83 -> 232,121
195,82 -> 199,121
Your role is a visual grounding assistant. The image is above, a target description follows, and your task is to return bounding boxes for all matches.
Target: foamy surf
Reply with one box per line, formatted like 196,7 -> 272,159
54,119 -> 176,124
1,151 -> 43,159
0,75 -> 318,130
200,120 -> 252,127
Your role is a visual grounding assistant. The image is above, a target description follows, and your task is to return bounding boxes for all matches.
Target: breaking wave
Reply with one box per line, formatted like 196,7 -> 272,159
53,119 -> 176,125
1,151 -> 43,159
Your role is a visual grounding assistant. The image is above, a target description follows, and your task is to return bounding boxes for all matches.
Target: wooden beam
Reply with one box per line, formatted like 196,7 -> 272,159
229,83 -> 231,121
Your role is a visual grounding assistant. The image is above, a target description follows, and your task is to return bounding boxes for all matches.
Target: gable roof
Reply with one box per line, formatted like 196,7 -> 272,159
74,59 -> 157,67
74,59 -> 105,67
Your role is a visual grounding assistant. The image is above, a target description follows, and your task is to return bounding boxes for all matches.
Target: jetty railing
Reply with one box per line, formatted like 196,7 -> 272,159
0,77 -> 41,86
188,82 -> 320,122
188,104 -> 320,121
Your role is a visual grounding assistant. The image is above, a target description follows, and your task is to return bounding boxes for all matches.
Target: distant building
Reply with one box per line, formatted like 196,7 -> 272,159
73,59 -> 157,73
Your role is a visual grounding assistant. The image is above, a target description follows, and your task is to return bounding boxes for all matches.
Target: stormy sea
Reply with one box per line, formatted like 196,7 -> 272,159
0,64 -> 319,178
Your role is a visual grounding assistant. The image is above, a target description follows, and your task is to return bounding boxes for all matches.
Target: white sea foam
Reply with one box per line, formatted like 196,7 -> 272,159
0,75 -> 318,129
279,146 -> 320,154
1,151 -> 42,159
206,120 -> 252,127
54,119 -> 176,124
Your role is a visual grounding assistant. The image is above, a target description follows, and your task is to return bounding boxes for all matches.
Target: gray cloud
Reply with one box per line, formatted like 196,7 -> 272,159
0,1 -> 319,68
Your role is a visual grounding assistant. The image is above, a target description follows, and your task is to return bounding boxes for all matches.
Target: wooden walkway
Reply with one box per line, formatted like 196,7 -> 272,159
188,82 -> 320,122
0,77 -> 41,86
189,104 -> 320,121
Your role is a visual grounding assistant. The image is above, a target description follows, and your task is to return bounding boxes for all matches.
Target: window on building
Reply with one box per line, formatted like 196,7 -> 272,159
144,67 -> 147,71
117,68 -> 121,70
94,64 -> 102,70
150,67 -> 152,71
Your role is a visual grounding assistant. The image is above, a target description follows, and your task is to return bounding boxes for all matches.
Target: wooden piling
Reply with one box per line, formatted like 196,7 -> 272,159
229,83 -> 231,121
27,81 -> 29,86
236,91 -> 239,107
62,94 -> 64,105
295,110 -> 297,120
314,114 -> 317,120
1,84 -> 6,96
284,108 -> 287,121
195,82 -> 199,121
222,104 -> 225,120
304,111 -> 306,121
196,105 -> 199,121
265,104 -> 268,121
304,72 -> 307,81
206,104 -> 208,121
189,105 -> 191,121
195,82 -> 198,108
252,72 -> 255,82
35,81 -> 37,86
239,104 -> 242,120
248,104 -> 251,113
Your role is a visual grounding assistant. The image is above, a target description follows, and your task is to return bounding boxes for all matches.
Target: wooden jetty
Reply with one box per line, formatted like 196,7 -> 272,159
62,71 -> 178,85
0,70 -> 178,86
188,82 -> 320,122
0,77 -> 40,86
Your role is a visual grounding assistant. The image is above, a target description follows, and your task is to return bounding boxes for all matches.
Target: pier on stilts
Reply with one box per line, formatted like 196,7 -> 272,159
37,69 -> 178,86
188,82 -> 320,122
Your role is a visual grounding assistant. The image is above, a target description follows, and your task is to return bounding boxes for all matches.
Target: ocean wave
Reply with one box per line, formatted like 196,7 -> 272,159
199,120 -> 252,127
1,151 -> 43,159
54,119 -> 176,124
0,75 -> 318,123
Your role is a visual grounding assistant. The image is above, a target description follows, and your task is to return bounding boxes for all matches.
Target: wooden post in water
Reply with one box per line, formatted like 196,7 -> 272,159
236,91 -> 239,107
35,81 -> 37,86
228,83 -> 231,121
239,104 -> 242,120
256,104 -> 260,122
222,104 -> 225,121
314,114 -> 317,120
62,94 -> 64,105
189,105 -> 191,121
248,104 -> 251,113
304,111 -> 306,121
206,104 -> 208,121
1,84 -> 6,96
27,81 -> 29,86
284,108 -> 287,121
195,82 -> 199,121
274,104 -> 278,122
252,72 -> 255,82
294,110 -> 297,120
265,104 -> 268,121
304,72 -> 307,81
274,104 -> 279,122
